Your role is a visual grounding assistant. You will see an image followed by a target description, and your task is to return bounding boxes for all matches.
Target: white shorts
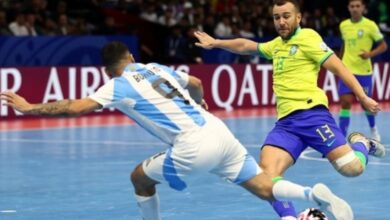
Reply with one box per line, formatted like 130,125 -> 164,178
142,115 -> 261,191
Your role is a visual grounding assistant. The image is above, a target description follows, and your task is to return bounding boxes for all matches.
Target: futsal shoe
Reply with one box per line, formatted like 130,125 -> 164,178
312,183 -> 353,220
348,132 -> 386,158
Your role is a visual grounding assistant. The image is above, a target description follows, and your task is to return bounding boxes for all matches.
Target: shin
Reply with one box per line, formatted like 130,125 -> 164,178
131,163 -> 161,220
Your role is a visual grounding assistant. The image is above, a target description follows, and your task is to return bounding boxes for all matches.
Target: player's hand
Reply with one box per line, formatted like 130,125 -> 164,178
359,50 -> 371,59
360,96 -> 381,115
200,99 -> 209,110
0,91 -> 33,114
194,31 -> 217,49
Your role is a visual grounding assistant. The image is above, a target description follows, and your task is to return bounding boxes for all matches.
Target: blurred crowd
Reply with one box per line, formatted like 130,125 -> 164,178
0,0 -> 389,63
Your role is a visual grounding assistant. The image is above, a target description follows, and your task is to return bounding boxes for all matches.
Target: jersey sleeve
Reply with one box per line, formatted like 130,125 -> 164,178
301,30 -> 334,65
370,22 -> 384,42
88,80 -> 116,108
258,41 -> 273,60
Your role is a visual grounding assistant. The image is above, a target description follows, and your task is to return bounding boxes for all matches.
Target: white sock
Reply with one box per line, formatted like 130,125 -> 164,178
272,180 -> 314,202
135,193 -> 161,220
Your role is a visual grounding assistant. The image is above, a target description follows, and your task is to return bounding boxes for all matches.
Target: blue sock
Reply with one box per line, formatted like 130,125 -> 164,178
270,200 -> 297,218
365,111 -> 375,128
351,142 -> 369,166
270,176 -> 297,218
339,109 -> 350,136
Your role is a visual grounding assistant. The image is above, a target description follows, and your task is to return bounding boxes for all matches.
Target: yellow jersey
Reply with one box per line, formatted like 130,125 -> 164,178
340,17 -> 384,75
258,28 -> 333,119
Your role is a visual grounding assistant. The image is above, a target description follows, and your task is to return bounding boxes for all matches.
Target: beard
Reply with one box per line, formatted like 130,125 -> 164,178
277,25 -> 297,40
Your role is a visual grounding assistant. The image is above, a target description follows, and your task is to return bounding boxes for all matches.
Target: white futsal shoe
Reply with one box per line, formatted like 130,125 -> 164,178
312,183 -> 353,220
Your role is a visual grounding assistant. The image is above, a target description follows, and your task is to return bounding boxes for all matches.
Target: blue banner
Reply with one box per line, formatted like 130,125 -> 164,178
0,36 -> 139,66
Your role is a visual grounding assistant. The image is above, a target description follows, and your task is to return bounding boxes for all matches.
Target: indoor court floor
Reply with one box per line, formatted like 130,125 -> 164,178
1,107 -> 389,220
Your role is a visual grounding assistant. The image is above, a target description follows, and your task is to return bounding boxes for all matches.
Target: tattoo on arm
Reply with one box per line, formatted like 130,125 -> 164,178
28,100 -> 75,117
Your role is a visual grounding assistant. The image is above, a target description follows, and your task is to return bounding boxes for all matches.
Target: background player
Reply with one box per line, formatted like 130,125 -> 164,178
194,0 -> 386,219
338,0 -> 388,141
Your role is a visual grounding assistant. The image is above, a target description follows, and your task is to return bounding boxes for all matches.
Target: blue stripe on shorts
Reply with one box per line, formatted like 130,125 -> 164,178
163,148 -> 187,191
233,154 -> 259,184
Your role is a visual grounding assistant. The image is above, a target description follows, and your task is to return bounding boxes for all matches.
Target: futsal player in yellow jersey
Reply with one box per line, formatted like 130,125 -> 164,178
195,0 -> 386,219
339,0 -> 387,141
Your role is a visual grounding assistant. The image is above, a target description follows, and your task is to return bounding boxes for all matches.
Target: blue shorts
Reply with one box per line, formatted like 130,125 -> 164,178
339,74 -> 372,96
263,106 -> 347,162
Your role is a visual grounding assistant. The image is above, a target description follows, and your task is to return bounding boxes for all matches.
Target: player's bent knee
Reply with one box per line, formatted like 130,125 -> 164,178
332,151 -> 365,177
131,163 -> 159,189
130,164 -> 143,185
131,164 -> 154,188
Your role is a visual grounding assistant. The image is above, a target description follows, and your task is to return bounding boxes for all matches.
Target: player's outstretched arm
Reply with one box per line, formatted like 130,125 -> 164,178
322,54 -> 381,114
0,91 -> 101,117
194,31 -> 258,55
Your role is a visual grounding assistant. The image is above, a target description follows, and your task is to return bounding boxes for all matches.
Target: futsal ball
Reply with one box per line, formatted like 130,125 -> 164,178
298,208 -> 328,220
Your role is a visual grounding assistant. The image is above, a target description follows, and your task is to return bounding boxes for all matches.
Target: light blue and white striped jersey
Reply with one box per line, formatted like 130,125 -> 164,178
89,63 -> 207,145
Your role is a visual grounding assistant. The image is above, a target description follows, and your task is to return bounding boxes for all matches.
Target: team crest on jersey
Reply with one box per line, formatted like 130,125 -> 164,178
357,29 -> 364,38
289,45 -> 298,55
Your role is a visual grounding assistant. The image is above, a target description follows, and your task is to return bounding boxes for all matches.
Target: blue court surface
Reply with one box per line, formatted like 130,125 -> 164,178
1,109 -> 389,220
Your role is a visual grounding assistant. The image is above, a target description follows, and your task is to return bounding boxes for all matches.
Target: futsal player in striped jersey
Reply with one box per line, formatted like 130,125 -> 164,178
194,0 -> 386,219
339,0 -> 387,141
1,41 -> 354,220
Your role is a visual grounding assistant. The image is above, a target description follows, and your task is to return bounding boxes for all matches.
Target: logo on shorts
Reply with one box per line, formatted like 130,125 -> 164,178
326,139 -> 336,147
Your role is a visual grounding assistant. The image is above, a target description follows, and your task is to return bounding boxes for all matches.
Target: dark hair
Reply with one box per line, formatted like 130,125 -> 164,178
101,41 -> 129,70
273,0 -> 300,12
